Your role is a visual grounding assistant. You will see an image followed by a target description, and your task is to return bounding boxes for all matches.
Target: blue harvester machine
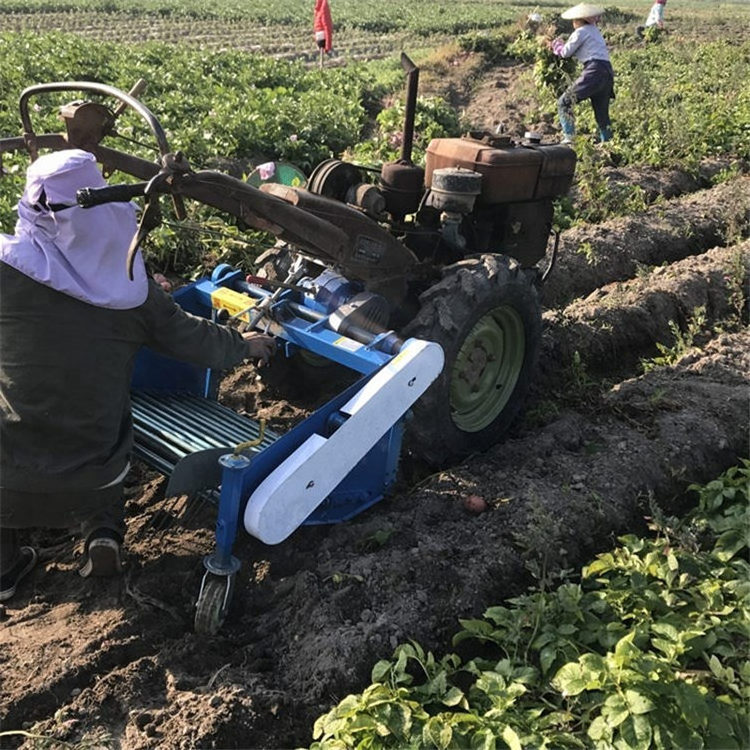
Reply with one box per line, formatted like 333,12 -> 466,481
0,79 -> 445,634
131,263 -> 443,633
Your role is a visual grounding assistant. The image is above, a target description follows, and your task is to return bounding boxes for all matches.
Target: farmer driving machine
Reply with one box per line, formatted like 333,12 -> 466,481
0,56 -> 575,633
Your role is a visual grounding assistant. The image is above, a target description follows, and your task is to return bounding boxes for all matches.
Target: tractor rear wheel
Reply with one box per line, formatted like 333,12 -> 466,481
401,254 -> 542,466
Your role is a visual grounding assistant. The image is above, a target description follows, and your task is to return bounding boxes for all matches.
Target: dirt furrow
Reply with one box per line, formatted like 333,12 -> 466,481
569,157 -> 748,208
238,329 -> 747,746
17,329 -> 741,749
0,603 -> 156,732
141,327 -> 747,749
3,174 -> 749,749
536,241 -> 749,384
4,350 -> 747,747
543,174 -> 750,308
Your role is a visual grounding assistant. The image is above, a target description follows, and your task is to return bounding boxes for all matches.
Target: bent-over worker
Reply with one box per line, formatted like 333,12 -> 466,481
548,2 -> 615,143
0,149 -> 275,601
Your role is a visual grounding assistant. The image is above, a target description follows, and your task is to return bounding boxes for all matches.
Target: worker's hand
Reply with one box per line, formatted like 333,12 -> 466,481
548,37 -> 565,56
152,272 -> 172,292
242,332 -> 276,366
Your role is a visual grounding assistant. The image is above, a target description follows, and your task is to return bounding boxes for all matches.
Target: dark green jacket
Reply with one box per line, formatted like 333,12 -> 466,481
0,263 -> 250,492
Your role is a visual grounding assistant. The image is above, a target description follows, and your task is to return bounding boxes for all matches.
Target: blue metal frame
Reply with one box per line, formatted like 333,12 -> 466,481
194,265 -> 395,375
132,265 -> 407,576
207,370 -> 402,567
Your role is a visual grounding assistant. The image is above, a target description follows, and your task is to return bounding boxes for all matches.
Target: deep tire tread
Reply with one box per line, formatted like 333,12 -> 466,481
402,254 -> 542,466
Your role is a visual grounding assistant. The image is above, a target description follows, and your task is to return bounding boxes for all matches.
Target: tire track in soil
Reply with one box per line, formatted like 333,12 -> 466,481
2,174 -> 748,749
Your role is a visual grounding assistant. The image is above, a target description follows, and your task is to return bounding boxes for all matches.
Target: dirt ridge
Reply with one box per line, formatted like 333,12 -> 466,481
537,241 -> 750,382
544,173 -> 750,307
3,125 -> 750,750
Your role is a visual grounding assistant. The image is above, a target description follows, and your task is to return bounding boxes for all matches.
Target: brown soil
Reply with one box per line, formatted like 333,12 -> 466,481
2,64 -> 749,750
544,174 -> 750,307
539,241 -> 750,380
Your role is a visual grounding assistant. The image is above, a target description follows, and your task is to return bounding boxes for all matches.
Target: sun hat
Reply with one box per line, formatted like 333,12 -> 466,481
561,3 -> 605,19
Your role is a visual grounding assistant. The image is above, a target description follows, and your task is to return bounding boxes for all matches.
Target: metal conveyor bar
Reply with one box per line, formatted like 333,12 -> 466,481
131,390 -> 279,475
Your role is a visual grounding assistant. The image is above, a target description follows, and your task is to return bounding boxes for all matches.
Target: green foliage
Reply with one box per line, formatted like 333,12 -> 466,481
569,138 -> 648,224
641,306 -> 707,372
3,10 -> 750,258
457,27 -> 516,65
347,96 -> 462,166
567,350 -> 597,397
601,6 -> 639,25
643,25 -> 665,44
505,30 -> 577,96
309,463 -> 750,749
0,31 -> 383,268
611,39 -> 750,169
522,31 -> 750,204
723,247 -> 749,329
533,48 -> 577,97
0,0 -> 520,34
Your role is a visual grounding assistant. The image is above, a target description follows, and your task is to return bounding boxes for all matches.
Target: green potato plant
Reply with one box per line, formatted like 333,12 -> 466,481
310,462 -> 750,749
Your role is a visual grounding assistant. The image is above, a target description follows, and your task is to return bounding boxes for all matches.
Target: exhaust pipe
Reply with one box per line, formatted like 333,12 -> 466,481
400,53 -> 419,165
379,53 -> 426,220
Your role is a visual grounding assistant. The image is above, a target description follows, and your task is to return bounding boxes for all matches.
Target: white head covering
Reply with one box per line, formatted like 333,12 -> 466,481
0,149 -> 148,309
561,3 -> 605,19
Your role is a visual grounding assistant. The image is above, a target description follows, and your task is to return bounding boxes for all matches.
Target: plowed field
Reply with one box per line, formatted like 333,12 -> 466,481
1,64 -> 748,750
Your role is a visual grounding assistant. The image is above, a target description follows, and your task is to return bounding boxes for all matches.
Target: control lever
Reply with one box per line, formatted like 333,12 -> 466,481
77,181 -> 149,207
239,267 -> 305,333
123,152 -> 192,280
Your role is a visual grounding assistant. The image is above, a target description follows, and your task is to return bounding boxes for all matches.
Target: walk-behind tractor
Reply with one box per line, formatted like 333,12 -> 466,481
0,57 -> 575,632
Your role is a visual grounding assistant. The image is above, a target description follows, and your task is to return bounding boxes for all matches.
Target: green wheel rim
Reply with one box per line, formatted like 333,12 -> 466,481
450,305 -> 525,432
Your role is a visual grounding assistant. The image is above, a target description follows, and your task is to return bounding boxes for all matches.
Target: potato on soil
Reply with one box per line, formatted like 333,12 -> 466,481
463,494 -> 488,514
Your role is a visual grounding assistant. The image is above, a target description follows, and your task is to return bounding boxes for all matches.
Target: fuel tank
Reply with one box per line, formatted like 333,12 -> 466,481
425,134 -> 576,204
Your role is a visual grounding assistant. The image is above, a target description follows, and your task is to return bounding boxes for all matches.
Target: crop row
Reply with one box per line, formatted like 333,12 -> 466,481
2,23 -> 749,268
1,13 -> 438,59
0,31 -> 397,233
0,0 -> 522,33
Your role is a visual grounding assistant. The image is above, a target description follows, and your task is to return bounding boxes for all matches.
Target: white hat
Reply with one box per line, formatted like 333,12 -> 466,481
561,3 -> 605,19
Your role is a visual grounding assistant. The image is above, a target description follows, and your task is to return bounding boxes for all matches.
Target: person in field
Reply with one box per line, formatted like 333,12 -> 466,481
548,2 -> 615,143
637,0 -> 667,37
314,0 -> 334,54
0,149 -> 275,601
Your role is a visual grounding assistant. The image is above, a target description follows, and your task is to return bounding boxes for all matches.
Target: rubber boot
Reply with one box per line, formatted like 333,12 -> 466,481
599,125 -> 613,143
558,112 -> 575,144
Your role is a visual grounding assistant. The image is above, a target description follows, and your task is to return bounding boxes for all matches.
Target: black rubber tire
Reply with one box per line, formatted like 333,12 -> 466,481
194,575 -> 232,635
401,254 -> 542,466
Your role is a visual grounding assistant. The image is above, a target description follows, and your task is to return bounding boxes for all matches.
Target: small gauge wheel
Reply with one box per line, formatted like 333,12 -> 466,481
194,574 -> 234,635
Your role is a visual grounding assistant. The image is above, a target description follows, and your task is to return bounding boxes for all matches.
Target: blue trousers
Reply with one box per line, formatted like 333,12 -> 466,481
558,59 -> 615,140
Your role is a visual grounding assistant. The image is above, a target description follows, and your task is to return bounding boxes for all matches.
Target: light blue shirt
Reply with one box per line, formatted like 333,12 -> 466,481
561,24 -> 610,64
646,2 -> 665,26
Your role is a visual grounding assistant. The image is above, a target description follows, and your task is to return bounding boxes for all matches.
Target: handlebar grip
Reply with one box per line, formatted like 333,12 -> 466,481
76,182 -> 148,208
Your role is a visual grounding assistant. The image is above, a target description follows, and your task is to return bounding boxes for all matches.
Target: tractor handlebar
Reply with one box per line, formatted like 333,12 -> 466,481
76,182 -> 148,208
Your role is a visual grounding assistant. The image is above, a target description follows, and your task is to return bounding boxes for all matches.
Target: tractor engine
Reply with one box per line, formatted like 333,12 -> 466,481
256,53 -> 576,330
419,132 -> 576,267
